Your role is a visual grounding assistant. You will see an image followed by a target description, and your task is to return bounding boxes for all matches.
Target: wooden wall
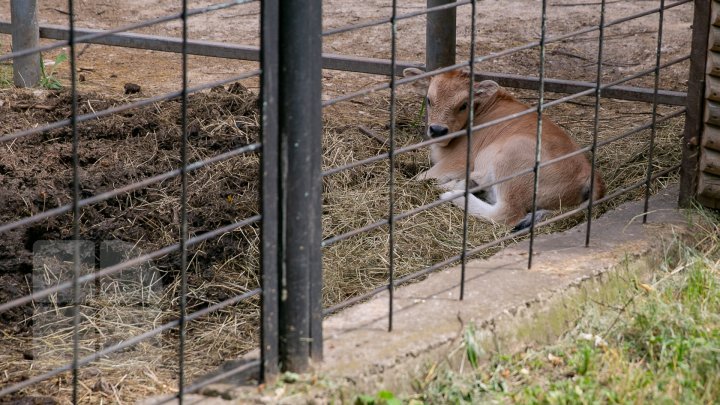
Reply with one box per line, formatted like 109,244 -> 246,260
699,0 -> 720,208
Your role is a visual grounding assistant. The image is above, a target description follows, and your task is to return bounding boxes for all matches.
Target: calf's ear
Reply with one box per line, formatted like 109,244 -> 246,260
402,67 -> 430,95
473,80 -> 499,98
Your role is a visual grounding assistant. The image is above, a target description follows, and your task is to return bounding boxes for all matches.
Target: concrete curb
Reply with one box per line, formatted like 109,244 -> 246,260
318,187 -> 687,393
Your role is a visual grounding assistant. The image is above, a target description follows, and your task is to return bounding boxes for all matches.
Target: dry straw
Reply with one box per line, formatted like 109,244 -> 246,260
0,81 -> 682,401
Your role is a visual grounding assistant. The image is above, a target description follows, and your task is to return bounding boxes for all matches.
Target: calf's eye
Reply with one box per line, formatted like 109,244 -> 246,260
458,102 -> 467,112
426,97 -> 432,107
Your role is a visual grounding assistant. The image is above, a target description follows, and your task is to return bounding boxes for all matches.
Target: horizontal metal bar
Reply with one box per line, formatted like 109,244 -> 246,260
595,107 -> 685,149
321,59 -> 484,107
322,150 -> 391,177
0,215 -> 261,315
324,163 -> 681,315
0,0 -> 258,64
183,361 -> 260,400
40,24 -> 261,60
0,69 -> 260,144
478,71 -> 687,106
321,217 -> 388,247
322,53 -> 687,108
147,360 -> 261,405
0,287 -> 261,398
0,21 -> 420,77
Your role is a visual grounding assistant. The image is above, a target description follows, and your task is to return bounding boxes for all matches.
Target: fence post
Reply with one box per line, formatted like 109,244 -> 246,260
278,0 -> 323,372
426,0 -> 457,71
260,0 -> 280,383
679,0 -> 711,206
10,0 -> 41,87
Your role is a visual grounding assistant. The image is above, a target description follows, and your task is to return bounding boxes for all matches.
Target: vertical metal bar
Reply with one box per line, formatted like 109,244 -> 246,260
10,0 -> 41,87
260,0 -> 280,382
67,0 -> 80,403
528,0 -> 548,270
278,0 -> 323,372
585,0 -> 606,247
426,0 -> 457,71
388,0 -> 398,332
177,0 -> 190,402
679,0 -> 710,207
642,0 -> 666,222
308,1 -> 324,368
460,0 -> 477,300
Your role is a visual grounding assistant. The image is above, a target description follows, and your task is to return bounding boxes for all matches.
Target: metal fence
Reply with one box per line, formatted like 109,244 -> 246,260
0,0 -> 707,402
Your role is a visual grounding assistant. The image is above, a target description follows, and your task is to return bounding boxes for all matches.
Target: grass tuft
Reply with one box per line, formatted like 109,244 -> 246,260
411,207 -> 720,404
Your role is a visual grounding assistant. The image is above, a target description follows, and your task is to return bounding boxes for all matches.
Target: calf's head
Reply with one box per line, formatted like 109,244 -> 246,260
403,67 -> 499,147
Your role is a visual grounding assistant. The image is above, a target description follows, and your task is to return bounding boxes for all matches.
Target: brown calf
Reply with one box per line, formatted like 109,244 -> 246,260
404,67 -> 605,229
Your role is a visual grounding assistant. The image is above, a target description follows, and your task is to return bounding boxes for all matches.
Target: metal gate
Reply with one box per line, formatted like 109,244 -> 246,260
0,0 -> 711,402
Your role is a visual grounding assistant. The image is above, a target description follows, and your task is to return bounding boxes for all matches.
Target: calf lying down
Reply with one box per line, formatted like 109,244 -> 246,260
404,67 -> 605,230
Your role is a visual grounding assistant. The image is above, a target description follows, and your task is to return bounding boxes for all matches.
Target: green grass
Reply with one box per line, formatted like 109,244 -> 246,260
0,51 -> 67,89
0,63 -> 12,87
39,52 -> 67,90
388,207 -> 720,405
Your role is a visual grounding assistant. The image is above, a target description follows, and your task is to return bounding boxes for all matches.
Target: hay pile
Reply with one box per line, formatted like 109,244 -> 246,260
0,82 -> 682,401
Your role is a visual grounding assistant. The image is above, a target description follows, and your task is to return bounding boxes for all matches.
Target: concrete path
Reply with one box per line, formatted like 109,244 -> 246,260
320,186 -> 687,391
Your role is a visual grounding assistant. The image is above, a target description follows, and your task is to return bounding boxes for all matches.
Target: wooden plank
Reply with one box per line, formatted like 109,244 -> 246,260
709,52 -> 720,78
680,0 -> 711,207
697,195 -> 720,209
700,146 -> 720,176
712,27 -> 720,52
698,172 -> 720,208
704,125 -> 720,152
705,100 -> 720,127
708,76 -> 720,102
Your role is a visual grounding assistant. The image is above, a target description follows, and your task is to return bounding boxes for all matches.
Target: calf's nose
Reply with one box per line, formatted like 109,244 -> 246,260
429,124 -> 449,138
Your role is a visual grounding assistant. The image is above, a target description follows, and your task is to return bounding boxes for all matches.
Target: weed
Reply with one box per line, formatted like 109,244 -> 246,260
0,63 -> 12,88
355,390 -> 402,405
464,324 -> 482,369
39,52 -> 68,90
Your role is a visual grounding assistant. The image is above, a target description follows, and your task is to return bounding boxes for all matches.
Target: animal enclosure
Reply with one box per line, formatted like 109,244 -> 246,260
0,0 -> 709,402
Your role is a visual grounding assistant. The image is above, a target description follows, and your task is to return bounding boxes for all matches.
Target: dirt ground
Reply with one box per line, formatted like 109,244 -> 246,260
0,0 -> 694,402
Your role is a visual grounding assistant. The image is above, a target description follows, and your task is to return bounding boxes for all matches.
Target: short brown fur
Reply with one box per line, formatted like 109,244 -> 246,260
405,67 -> 605,227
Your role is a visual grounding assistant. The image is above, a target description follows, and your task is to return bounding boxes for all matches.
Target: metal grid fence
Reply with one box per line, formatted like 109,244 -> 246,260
0,0 -> 707,402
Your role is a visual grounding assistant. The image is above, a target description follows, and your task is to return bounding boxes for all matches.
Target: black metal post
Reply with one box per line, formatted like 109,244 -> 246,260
388,0 -> 398,332
460,0 -> 477,300
528,0 -> 548,270
585,0 -> 606,246
260,0 -> 280,382
426,0 -> 457,71
641,0 -> 667,222
10,0 -> 41,87
177,0 -> 190,402
679,0 -> 710,206
278,0 -> 323,372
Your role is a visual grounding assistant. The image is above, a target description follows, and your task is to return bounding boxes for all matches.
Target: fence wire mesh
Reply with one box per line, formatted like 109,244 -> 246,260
0,0 -> 699,401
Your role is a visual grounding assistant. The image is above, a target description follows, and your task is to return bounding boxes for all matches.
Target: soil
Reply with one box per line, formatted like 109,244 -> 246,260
0,0 -> 695,402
